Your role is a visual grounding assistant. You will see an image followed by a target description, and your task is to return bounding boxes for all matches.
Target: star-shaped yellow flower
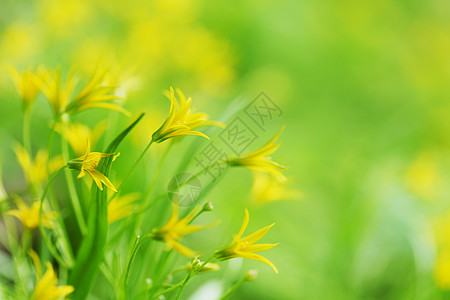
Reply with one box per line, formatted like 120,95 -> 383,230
227,126 -> 287,182
149,204 -> 219,257
14,143 -> 64,186
152,87 -> 224,143
251,173 -> 301,205
7,196 -> 56,230
68,140 -> 117,192
30,259 -> 74,300
7,66 -> 39,110
214,209 -> 279,273
107,192 -> 139,223
35,65 -> 128,116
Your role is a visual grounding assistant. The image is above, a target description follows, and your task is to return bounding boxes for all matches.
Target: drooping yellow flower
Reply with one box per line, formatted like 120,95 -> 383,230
251,173 -> 301,205
7,195 -> 56,229
227,127 -> 287,182
7,66 -> 39,110
58,121 -> 106,156
14,144 -> 64,186
30,260 -> 74,300
152,87 -> 224,143
67,140 -> 117,192
149,204 -> 219,257
214,209 -> 279,273
107,193 -> 139,223
35,65 -> 128,116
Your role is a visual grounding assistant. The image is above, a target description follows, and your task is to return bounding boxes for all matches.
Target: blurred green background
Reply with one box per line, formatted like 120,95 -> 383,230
2,0 -> 450,299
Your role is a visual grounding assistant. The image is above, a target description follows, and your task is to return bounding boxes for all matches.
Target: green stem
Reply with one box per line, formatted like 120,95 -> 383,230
153,249 -> 174,287
60,130 -> 87,235
175,256 -> 214,299
117,139 -> 154,191
133,142 -> 172,230
123,235 -> 149,287
47,119 -> 56,164
39,166 -> 74,268
21,228 -> 32,255
23,109 -> 31,155
219,278 -> 246,300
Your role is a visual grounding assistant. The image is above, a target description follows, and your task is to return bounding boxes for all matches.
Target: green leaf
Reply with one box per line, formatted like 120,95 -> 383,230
69,113 -> 145,299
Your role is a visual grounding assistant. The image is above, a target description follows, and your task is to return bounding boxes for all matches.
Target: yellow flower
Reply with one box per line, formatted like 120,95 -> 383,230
14,144 -> 64,186
152,87 -> 224,143
251,173 -> 301,205
34,66 -> 76,115
35,65 -> 128,116
7,66 -> 39,110
435,252 -> 450,290
107,193 -> 139,223
214,209 -> 279,273
227,127 -> 287,182
30,260 -> 74,300
7,195 -> 56,229
58,121 -> 106,156
67,140 -> 117,192
149,204 -> 219,257
64,69 -> 129,115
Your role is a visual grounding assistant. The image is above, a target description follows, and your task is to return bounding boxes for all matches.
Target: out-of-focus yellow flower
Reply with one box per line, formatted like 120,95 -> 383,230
435,251 -> 450,290
38,0 -> 91,38
152,87 -> 224,143
7,66 -> 39,110
30,259 -> 74,300
405,152 -> 442,201
149,204 -> 219,257
107,193 -> 139,223
7,195 -> 56,229
35,66 -> 76,116
14,144 -> 64,186
434,212 -> 450,289
0,22 -> 40,62
64,69 -> 128,115
251,173 -> 301,205
35,65 -> 128,116
58,121 -> 106,156
214,209 -> 279,273
227,127 -> 287,182
68,140 -> 117,192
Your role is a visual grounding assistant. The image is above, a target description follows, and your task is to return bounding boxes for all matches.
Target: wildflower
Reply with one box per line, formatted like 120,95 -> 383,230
58,121 -> 106,155
35,65 -> 128,116
14,144 -> 64,186
107,193 -> 139,223
214,209 -> 279,273
30,252 -> 74,300
67,140 -> 117,192
7,195 -> 56,229
7,66 -> 39,110
149,204 -> 219,257
152,87 -> 224,143
64,69 -> 128,115
227,127 -> 287,182
34,66 -> 76,115
251,173 -> 301,205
